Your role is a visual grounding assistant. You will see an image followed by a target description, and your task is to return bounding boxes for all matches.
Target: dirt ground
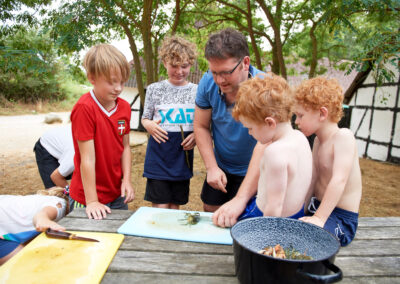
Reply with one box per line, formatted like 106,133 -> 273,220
1,131 -> 399,217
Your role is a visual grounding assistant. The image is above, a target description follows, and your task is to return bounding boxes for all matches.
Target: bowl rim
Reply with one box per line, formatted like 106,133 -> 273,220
230,216 -> 340,263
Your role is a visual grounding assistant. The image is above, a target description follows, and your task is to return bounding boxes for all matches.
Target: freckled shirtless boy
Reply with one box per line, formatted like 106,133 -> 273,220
231,74 -> 312,222
294,77 -> 362,246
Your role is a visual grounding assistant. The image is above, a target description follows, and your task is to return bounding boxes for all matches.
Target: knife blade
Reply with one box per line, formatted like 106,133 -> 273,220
46,228 -> 99,242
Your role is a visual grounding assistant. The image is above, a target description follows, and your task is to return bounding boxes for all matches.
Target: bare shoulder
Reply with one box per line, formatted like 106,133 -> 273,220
334,128 -> 356,145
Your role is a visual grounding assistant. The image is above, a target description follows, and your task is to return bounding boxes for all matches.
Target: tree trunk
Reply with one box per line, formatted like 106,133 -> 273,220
271,44 -> 280,74
246,0 -> 263,70
309,22 -> 318,78
142,0 -> 155,85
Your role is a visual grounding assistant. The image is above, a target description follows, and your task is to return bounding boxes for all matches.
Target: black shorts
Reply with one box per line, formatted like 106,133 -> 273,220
200,170 -> 245,206
33,139 -> 60,188
144,178 -> 190,205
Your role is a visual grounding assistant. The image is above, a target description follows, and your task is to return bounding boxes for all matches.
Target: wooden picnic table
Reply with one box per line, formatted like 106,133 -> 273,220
59,209 -> 400,283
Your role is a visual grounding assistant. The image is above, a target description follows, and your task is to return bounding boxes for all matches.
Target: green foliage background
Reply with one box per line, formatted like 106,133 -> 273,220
0,28 -> 86,104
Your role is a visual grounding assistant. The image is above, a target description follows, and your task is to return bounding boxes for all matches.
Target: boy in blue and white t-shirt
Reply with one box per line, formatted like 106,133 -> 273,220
141,36 -> 198,209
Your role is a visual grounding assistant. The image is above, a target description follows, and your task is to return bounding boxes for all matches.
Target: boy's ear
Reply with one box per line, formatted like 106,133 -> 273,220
87,73 -> 96,85
319,107 -> 328,121
265,117 -> 276,128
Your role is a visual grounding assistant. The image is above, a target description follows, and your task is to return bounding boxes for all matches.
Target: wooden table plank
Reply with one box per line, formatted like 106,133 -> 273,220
102,272 -> 239,284
66,208 -> 133,220
108,250 -> 235,276
336,256 -> 400,277
354,226 -> 400,240
338,239 -> 400,256
356,217 -> 400,227
341,277 -> 400,284
121,236 -> 233,254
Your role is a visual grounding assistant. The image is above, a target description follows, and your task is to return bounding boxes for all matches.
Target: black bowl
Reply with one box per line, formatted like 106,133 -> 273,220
231,217 -> 342,284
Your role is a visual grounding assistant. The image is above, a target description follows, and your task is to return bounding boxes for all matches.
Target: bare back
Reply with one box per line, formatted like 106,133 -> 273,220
257,129 -> 312,217
313,128 -> 362,212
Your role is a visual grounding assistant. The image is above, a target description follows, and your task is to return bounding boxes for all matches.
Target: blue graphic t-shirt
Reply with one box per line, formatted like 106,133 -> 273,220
142,80 -> 197,180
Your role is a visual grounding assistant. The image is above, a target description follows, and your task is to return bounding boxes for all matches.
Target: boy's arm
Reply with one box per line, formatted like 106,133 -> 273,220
194,106 -> 227,193
304,141 -> 319,213
301,131 -> 356,227
33,206 -> 66,232
120,133 -> 134,203
212,142 -> 267,227
141,118 -> 168,143
261,148 -> 288,217
50,168 -> 69,188
78,139 -> 111,220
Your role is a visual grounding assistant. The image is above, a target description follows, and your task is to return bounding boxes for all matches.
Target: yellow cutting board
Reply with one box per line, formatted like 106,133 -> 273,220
0,231 -> 124,284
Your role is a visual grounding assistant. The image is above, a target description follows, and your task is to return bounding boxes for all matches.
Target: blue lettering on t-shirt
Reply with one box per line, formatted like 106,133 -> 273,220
158,108 -> 195,124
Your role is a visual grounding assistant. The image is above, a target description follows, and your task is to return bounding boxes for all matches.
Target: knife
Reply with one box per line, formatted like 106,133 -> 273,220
46,228 -> 99,242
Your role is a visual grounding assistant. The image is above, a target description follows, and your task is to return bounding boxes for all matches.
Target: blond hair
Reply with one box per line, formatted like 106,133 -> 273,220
159,35 -> 197,65
37,187 -> 69,205
83,44 -> 130,82
232,73 -> 293,123
294,77 -> 344,123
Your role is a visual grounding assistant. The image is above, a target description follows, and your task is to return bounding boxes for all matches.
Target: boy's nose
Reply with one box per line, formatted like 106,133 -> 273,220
115,83 -> 123,92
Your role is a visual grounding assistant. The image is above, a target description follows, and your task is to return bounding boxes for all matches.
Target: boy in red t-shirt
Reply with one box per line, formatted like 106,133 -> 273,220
69,44 -> 134,219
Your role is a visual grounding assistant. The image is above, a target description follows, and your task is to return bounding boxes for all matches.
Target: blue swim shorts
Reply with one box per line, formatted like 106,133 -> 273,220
0,239 -> 20,258
237,196 -> 305,221
308,197 -> 359,246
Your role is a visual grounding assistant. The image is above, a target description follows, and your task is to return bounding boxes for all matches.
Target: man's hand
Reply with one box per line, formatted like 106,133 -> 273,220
85,201 -> 111,220
299,215 -> 325,228
121,180 -> 135,203
181,133 -> 196,150
212,196 -> 248,228
207,167 -> 227,193
143,119 -> 168,143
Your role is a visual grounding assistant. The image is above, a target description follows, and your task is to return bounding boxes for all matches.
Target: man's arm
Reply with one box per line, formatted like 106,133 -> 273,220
212,142 -> 267,227
50,169 -> 68,188
193,106 -> 227,192
78,139 -> 111,220
120,133 -> 134,203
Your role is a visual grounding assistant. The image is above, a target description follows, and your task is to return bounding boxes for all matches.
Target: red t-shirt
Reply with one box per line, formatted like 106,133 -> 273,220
70,91 -> 131,205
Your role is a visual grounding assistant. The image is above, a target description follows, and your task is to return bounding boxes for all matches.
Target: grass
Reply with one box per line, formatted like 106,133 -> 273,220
0,80 -> 89,116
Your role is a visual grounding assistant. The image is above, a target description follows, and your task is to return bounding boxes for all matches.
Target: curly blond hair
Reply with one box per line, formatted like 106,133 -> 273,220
232,73 -> 293,123
294,77 -> 344,123
83,44 -> 130,82
159,35 -> 197,65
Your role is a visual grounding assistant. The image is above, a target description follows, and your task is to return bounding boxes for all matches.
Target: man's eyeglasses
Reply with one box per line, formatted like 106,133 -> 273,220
208,57 -> 243,78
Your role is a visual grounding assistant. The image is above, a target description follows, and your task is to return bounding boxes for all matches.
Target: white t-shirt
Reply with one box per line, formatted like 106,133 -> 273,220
39,125 -> 74,177
0,195 -> 66,235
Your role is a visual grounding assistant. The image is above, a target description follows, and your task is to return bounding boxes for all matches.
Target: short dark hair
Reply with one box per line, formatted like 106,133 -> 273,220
205,28 -> 249,60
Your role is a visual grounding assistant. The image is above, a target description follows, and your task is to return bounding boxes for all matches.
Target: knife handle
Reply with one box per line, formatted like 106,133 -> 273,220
46,228 -> 75,239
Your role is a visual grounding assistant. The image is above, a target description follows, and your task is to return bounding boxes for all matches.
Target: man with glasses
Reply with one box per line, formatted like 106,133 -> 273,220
194,28 -> 266,223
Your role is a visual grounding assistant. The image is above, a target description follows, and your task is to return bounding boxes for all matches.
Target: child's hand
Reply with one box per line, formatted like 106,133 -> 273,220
181,133 -> 196,150
146,119 -> 168,143
299,215 -> 325,228
35,220 -> 66,232
86,201 -> 111,220
212,195 -> 248,228
121,180 -> 135,203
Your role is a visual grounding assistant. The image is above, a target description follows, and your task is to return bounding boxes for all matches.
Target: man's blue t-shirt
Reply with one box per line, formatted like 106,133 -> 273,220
195,65 -> 262,176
